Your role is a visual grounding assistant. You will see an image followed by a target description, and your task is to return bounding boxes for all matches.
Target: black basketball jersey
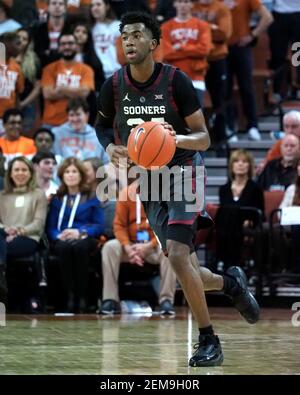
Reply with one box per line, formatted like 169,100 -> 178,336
112,63 -> 197,166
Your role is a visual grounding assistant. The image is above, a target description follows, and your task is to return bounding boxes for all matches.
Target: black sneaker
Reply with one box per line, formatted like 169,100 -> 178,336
225,266 -> 260,324
159,299 -> 175,316
100,299 -> 121,315
189,334 -> 224,367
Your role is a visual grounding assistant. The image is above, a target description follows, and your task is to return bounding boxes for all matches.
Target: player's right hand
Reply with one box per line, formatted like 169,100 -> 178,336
106,144 -> 129,167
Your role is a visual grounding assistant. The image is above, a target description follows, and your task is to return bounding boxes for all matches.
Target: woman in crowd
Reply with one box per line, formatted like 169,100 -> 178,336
279,156 -> 300,273
46,157 -> 105,313
90,0 -> 121,80
0,156 -> 47,302
215,149 -> 265,270
15,28 -> 41,132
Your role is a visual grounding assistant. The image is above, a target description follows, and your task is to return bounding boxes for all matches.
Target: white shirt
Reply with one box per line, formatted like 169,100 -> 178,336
92,20 -> 121,79
273,0 -> 300,13
45,180 -> 59,199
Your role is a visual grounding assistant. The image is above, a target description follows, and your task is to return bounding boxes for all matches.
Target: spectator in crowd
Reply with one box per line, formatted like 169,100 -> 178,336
84,157 -> 116,239
33,127 -> 63,169
257,110 -> 300,174
257,134 -> 300,191
193,0 -> 232,153
223,0 -> 273,141
33,127 -> 55,152
0,109 -> 36,167
33,0 -> 70,67
46,157 -> 105,313
279,156 -> 300,273
268,0 -> 300,102
0,156 -> 48,304
0,0 -> 21,35
90,0 -> 121,79
52,97 -> 109,162
41,31 -> 95,127
32,150 -> 58,199
215,149 -> 264,270
0,32 -> 24,135
14,28 -> 41,133
72,21 -> 105,93
100,181 -> 177,315
161,0 -> 212,106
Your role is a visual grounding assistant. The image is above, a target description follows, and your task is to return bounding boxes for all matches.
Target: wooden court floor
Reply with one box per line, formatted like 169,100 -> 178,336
0,307 -> 299,375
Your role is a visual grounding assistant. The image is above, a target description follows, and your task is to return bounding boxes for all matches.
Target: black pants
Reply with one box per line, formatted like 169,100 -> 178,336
205,58 -> 227,144
226,44 -> 258,131
0,229 -> 39,267
268,11 -> 300,95
53,238 -> 98,308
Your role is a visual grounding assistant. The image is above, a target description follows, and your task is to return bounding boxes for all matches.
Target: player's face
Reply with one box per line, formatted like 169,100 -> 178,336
121,23 -> 156,65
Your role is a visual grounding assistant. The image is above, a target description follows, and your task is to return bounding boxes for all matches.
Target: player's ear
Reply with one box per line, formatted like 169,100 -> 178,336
150,39 -> 157,50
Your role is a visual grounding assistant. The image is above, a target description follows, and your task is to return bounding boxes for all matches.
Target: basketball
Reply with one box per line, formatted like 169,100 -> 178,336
127,121 -> 176,169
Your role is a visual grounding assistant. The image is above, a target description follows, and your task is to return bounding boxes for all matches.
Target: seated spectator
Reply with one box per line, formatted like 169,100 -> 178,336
84,157 -> 115,239
46,157 -> 105,313
33,127 -> 55,152
0,32 -> 24,135
279,157 -> 300,273
0,156 -> 48,304
52,98 -> 109,162
32,151 -> 58,200
0,109 -> 36,168
215,149 -> 264,270
257,134 -> 300,191
257,111 -> 300,174
41,31 -> 95,127
14,28 -> 41,133
0,0 -> 21,35
100,181 -> 177,315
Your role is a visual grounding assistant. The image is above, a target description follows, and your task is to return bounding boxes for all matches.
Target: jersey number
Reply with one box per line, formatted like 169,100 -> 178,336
127,117 -> 165,127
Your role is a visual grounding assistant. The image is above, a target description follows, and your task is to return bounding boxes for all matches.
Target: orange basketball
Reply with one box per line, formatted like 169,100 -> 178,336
127,122 -> 176,169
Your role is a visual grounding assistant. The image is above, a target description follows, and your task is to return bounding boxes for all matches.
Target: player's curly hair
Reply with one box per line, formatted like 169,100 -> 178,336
119,11 -> 161,45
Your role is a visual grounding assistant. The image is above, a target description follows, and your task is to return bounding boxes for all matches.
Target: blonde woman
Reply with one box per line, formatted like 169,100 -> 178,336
0,156 -> 48,303
215,149 -> 264,270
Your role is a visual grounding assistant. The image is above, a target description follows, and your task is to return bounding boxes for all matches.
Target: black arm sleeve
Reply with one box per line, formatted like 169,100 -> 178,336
95,77 -> 116,150
172,70 -> 202,118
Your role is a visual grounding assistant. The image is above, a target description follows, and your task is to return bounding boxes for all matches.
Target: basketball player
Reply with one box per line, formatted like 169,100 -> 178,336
96,11 -> 260,367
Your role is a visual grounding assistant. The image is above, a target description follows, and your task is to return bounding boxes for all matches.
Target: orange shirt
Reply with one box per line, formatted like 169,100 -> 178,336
0,59 -> 24,118
222,0 -> 261,45
161,17 -> 212,81
0,136 -> 36,165
41,60 -> 95,126
116,36 -> 164,66
114,185 -> 158,248
193,0 -> 232,61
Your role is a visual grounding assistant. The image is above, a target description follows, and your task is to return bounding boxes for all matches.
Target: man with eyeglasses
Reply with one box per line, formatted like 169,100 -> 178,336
0,109 -> 36,168
41,31 -> 95,128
